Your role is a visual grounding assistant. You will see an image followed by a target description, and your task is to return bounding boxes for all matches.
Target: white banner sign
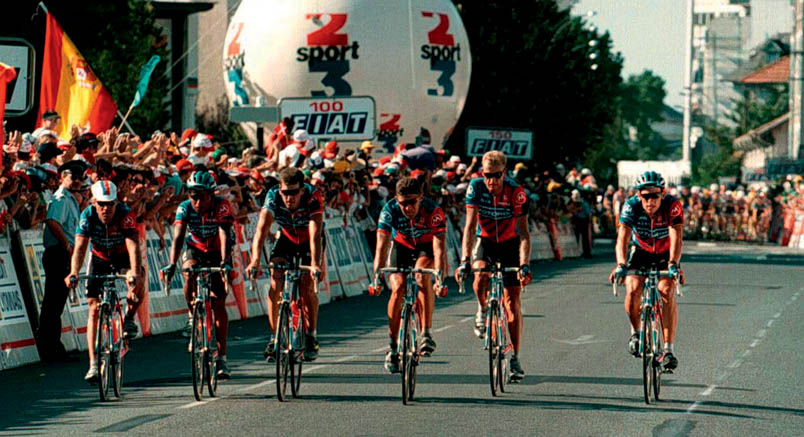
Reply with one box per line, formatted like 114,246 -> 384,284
279,96 -> 376,140
466,127 -> 533,159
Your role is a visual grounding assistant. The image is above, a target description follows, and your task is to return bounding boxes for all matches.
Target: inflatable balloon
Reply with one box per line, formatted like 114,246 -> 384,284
223,0 -> 471,153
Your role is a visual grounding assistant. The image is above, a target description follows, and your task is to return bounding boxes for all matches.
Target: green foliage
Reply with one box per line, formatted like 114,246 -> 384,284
691,124 -> 741,185
621,71 -> 672,159
729,85 -> 788,133
46,0 -> 170,136
448,0 -> 623,170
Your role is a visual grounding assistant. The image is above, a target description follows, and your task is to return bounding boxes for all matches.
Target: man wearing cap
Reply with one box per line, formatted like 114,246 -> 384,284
358,141 -> 375,162
187,134 -> 214,167
35,160 -> 87,362
37,141 -> 63,167
322,140 -> 339,168
66,180 -> 145,383
32,110 -> 61,140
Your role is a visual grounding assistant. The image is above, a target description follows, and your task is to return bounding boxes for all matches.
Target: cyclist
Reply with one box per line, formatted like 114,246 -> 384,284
454,151 -> 532,382
246,167 -> 324,362
608,171 -> 686,371
65,180 -> 145,384
372,177 -> 447,373
162,171 -> 235,379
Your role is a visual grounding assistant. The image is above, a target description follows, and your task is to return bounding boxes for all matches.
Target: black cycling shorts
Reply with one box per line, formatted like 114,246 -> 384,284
271,233 -> 326,266
472,237 -> 520,287
87,253 -> 132,299
627,247 -> 669,273
182,245 -> 226,298
389,241 -> 434,269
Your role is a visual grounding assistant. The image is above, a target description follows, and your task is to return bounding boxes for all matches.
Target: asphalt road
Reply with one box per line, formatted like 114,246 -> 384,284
0,242 -> 801,436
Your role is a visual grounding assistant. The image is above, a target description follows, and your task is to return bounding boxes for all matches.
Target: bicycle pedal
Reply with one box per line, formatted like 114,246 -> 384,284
420,351 -> 431,358
662,369 -> 674,374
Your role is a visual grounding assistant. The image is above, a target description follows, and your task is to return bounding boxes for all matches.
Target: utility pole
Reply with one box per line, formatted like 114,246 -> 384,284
683,0 -> 693,162
790,0 -> 803,159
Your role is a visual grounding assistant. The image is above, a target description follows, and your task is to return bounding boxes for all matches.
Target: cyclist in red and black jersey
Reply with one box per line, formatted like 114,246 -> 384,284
163,171 -> 235,378
455,151 -> 531,381
372,177 -> 447,373
609,171 -> 686,370
66,180 -> 144,384
247,167 -> 324,362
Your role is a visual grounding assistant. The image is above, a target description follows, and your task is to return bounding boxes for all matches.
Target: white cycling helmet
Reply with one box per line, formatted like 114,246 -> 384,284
91,180 -> 117,202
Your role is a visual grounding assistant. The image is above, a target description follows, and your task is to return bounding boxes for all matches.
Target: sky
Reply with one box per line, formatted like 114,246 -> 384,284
572,0 -> 793,110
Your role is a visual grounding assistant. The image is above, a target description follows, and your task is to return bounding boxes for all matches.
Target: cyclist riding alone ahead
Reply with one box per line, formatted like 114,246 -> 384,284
162,171 -> 235,379
455,150 -> 532,382
246,167 -> 324,362
372,176 -> 447,373
65,180 -> 145,384
608,171 -> 686,370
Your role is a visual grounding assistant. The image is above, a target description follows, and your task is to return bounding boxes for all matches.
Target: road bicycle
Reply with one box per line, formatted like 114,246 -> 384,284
72,273 -> 132,402
165,266 -> 229,401
613,265 -> 682,404
250,258 -> 318,402
459,263 -> 520,396
371,267 -> 445,405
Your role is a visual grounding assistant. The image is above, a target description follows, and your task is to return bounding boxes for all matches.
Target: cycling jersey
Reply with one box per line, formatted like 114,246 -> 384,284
263,183 -> 324,244
465,177 -> 528,242
377,197 -> 446,249
76,203 -> 138,261
619,194 -> 683,254
174,195 -> 234,253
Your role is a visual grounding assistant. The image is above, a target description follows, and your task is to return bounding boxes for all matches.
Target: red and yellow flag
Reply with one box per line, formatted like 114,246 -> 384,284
37,12 -> 117,139
0,62 -> 17,147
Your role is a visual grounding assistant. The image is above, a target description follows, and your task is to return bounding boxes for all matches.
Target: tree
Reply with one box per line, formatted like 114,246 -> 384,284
620,71 -> 672,159
448,0 -> 623,171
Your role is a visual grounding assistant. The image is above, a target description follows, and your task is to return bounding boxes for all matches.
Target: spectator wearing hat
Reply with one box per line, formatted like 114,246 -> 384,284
292,129 -> 315,162
358,141 -> 375,162
188,133 -> 214,167
37,141 -> 64,167
36,160 -> 88,362
322,140 -> 339,168
32,110 -> 61,141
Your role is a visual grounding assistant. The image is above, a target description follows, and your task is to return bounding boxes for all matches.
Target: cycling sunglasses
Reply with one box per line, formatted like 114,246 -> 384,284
639,191 -> 662,200
280,188 -> 301,196
97,201 -> 115,208
483,171 -> 504,180
188,192 -> 208,200
399,198 -> 419,207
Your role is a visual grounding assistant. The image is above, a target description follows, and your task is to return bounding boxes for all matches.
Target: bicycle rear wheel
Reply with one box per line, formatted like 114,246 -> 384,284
112,305 -> 125,398
401,305 -> 413,405
642,313 -> 653,405
275,303 -> 291,402
206,304 -> 218,397
291,330 -> 304,398
488,302 -> 500,397
96,305 -> 112,401
652,316 -> 664,400
191,302 -> 205,401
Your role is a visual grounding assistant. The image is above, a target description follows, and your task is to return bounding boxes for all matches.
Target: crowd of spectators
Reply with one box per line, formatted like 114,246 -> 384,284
3,111 -> 803,252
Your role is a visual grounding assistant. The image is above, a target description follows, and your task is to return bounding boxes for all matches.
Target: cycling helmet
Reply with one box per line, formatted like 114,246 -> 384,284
634,171 -> 665,189
91,180 -> 117,201
186,171 -> 216,191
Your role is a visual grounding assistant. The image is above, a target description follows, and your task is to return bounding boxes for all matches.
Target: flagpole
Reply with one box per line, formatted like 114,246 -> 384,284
37,2 -> 48,14
116,108 -> 137,136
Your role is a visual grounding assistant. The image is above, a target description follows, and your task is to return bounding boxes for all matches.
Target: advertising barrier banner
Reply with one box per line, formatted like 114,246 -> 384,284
0,235 -> 40,369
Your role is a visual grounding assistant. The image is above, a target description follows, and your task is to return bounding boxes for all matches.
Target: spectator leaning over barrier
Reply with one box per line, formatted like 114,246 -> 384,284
35,160 -> 88,362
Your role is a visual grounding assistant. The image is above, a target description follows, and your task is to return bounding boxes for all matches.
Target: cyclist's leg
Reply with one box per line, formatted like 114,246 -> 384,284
414,255 -> 435,333
268,257 -> 286,333
387,272 -> 405,345
209,252 -> 229,355
86,297 -> 100,364
299,271 -> 318,333
471,238 -> 491,311
657,277 -> 677,345
502,285 -> 522,353
182,256 -> 199,310
624,277 -> 645,331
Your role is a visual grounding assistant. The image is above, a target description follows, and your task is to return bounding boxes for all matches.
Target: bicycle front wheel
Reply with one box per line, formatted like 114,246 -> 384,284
112,305 -> 125,398
497,306 -> 509,394
401,305 -> 413,405
275,303 -> 291,402
488,301 -> 500,397
652,316 -> 664,400
291,330 -> 304,398
206,303 -> 218,397
642,313 -> 654,405
96,305 -> 112,401
191,302 -> 205,401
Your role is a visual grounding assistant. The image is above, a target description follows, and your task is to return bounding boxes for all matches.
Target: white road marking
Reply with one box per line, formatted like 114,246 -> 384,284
335,355 -> 358,363
742,350 -> 751,358
766,319 -> 775,328
371,346 -> 387,353
178,398 -> 218,409
715,371 -> 730,382
728,359 -> 743,369
686,401 -> 701,413
236,378 -> 276,393
773,312 -> 781,319
459,316 -> 474,323
433,324 -> 454,333
700,385 -> 716,396
757,329 -> 767,338
750,339 -> 760,348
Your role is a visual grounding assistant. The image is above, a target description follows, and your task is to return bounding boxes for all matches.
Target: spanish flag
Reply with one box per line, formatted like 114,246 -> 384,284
37,12 -> 117,139
0,62 -> 17,147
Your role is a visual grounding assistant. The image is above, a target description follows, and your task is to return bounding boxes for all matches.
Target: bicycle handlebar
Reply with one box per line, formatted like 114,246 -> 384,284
248,264 -> 320,294
374,267 -> 440,278
370,267 -> 446,297
611,273 -> 684,297
70,273 -> 138,302
457,265 -> 522,295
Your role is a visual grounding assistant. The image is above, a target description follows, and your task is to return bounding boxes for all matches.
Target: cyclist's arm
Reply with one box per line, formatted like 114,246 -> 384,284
169,221 -> 187,266
70,234 -> 90,278
668,224 -> 683,265
516,215 -> 531,267
461,206 -> 479,261
615,223 -> 631,266
125,236 -> 142,275
219,222 -> 233,263
433,232 -> 447,275
308,212 -> 323,269
374,228 -> 392,273
249,209 -> 273,267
